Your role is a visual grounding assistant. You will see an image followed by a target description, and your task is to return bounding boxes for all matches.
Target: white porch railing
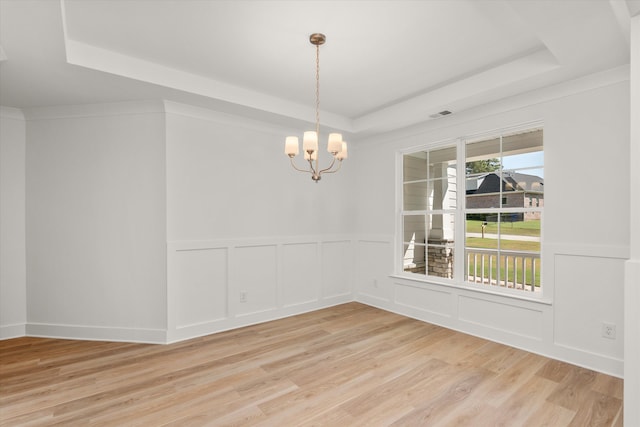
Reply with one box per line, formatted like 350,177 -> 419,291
466,248 -> 540,292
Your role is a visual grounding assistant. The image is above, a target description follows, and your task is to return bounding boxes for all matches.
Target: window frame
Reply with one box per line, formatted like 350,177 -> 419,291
396,121 -> 544,300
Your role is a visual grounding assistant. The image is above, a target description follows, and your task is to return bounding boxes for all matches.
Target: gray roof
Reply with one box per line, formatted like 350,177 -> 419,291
470,172 -> 543,194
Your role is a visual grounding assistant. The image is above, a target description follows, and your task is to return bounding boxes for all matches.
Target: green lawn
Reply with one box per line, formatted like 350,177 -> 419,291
466,237 -> 539,252
466,219 -> 540,237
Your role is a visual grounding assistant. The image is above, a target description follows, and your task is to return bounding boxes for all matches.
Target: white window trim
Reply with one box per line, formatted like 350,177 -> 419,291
395,121 -> 545,301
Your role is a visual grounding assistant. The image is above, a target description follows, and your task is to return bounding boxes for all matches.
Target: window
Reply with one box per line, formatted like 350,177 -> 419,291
399,126 -> 544,295
402,145 -> 457,279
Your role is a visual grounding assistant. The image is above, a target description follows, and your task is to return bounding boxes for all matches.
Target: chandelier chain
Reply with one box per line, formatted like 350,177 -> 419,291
315,43 -> 320,138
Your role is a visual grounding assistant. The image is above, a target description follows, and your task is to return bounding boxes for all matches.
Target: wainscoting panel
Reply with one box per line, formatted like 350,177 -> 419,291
554,254 -> 625,360
458,295 -> 543,341
394,282 -> 453,319
282,242 -> 320,307
321,240 -> 353,299
233,245 -> 278,316
173,248 -> 228,328
356,238 -> 393,302
167,237 -> 354,343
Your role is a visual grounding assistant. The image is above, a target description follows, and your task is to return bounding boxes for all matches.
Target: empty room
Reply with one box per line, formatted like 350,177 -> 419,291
1,0 -> 639,425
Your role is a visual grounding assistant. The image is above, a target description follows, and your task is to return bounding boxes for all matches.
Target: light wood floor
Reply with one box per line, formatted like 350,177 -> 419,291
0,303 -> 623,426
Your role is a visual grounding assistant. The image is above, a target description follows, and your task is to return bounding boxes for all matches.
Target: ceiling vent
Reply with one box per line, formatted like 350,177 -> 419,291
429,110 -> 452,119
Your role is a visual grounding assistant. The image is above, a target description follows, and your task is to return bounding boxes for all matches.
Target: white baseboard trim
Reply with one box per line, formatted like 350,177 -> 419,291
356,293 -> 624,378
0,323 -> 26,340
25,323 -> 167,344
4,293 -> 624,378
167,294 -> 353,344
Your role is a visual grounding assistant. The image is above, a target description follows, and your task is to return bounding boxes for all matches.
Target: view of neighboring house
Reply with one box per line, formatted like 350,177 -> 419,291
466,171 -> 544,220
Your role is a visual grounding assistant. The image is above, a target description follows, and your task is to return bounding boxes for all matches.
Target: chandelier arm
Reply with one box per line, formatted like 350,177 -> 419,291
319,159 -> 343,175
318,156 -> 338,174
308,157 -> 319,176
289,157 -> 314,174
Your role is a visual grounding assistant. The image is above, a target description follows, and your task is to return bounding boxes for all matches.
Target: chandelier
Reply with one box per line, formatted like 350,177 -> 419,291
284,33 -> 348,183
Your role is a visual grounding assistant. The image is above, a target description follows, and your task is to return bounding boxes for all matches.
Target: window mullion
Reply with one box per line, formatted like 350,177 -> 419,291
455,138 -> 466,282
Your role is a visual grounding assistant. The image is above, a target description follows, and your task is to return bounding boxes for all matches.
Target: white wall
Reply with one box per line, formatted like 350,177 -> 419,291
165,102 -> 355,241
0,107 -> 26,339
625,13 -> 640,427
3,99 -> 357,345
353,73 -> 630,376
25,103 -> 168,342
164,103 -> 355,341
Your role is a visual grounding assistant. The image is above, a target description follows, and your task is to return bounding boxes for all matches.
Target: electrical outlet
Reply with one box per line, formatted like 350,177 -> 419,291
373,279 -> 378,288
602,322 -> 616,339
240,291 -> 247,303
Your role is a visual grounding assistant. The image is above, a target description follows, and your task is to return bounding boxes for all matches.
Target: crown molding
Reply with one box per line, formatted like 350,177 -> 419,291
22,100 -> 165,121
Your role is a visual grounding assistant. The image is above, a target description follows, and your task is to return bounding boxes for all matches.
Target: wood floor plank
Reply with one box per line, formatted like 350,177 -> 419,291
521,401 -> 576,426
0,302 -> 624,426
389,367 -> 493,426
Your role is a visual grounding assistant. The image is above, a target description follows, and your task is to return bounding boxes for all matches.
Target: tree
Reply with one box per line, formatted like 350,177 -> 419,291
466,158 -> 501,174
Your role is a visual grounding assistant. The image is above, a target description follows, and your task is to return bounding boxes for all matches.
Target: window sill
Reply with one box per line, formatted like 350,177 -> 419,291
389,273 -> 553,306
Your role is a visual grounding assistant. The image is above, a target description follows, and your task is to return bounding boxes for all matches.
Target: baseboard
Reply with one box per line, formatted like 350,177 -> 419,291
167,294 -> 353,344
356,293 -> 624,378
0,323 -> 26,340
25,323 -> 167,344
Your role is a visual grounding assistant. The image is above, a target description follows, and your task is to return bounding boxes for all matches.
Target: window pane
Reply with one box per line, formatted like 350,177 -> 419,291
403,152 -> 427,182
428,213 -> 455,241
428,178 -> 457,210
465,214 -> 498,250
466,138 -> 502,209
498,212 -> 540,253
403,243 -> 426,275
466,138 -> 500,175
502,129 -> 542,161
427,244 -> 454,279
502,129 -> 543,210
403,215 -> 426,274
427,212 -> 455,279
403,215 -> 425,245
497,252 -> 540,291
429,146 -> 457,178
467,252 -> 498,285
466,180 -> 500,209
403,181 -> 428,210
498,212 -> 541,291
465,213 -> 498,285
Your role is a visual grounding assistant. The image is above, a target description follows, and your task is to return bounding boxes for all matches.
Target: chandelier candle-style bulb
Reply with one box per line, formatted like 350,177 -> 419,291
328,133 -> 343,154
303,131 -> 318,153
336,141 -> 348,160
285,136 -> 299,157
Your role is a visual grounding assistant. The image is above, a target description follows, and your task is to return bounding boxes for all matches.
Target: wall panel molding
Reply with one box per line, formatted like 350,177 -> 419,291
166,235 -> 355,343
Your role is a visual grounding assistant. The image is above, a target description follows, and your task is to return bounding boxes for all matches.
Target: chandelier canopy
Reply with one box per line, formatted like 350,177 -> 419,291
284,33 -> 348,183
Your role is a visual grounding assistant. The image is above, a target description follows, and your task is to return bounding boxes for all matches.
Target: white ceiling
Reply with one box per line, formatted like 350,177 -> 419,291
0,0 -> 637,135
